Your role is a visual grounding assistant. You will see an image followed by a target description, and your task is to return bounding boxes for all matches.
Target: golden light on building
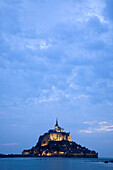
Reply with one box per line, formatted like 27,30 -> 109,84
22,118 -> 98,158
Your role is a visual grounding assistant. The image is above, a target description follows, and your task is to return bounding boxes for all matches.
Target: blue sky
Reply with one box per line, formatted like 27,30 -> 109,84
0,0 -> 113,157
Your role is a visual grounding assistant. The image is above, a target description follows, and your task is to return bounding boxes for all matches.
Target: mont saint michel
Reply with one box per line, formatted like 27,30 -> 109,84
22,119 -> 98,158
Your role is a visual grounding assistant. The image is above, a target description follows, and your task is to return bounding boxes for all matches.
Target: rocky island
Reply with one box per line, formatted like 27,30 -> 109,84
22,119 -> 98,158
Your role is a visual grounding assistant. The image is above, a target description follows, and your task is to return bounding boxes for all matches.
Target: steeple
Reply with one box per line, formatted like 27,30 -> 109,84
55,118 -> 65,132
55,118 -> 58,126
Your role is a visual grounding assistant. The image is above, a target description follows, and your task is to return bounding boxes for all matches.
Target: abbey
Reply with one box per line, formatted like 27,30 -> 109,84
38,119 -> 71,146
22,119 -> 98,158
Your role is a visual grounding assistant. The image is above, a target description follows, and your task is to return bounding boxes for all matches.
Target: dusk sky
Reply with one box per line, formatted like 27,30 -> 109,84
0,0 -> 113,157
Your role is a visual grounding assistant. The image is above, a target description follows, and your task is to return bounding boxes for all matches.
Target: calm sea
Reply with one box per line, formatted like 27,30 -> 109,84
0,157 -> 113,170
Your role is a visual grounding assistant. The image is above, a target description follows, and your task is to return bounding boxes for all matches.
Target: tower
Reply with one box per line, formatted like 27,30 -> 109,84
55,118 -> 65,132
55,118 -> 58,127
55,118 -> 59,131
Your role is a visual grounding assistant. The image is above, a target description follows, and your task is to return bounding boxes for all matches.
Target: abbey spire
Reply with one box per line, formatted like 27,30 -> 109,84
55,118 -> 58,127
55,118 -> 65,133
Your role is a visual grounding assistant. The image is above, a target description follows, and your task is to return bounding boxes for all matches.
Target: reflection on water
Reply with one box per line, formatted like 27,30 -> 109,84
0,158 -> 113,170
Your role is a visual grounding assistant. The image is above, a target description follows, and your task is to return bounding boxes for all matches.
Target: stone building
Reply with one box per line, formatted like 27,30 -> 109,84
38,119 -> 71,146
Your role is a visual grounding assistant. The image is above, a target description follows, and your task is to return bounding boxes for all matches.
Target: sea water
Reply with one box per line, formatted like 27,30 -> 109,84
0,157 -> 113,170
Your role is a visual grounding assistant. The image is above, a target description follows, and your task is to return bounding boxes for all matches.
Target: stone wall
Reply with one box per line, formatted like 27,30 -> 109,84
39,132 -> 71,146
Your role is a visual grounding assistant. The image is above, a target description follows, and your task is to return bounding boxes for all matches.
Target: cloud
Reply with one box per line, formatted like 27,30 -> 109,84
98,121 -> 108,125
95,125 -> 113,132
58,0 -> 107,25
80,121 -> 113,133
79,130 -> 93,133
83,121 -> 97,125
3,33 -> 52,51
39,40 -> 51,50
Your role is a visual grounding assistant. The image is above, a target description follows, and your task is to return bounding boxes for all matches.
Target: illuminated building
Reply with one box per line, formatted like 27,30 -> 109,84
38,119 -> 71,146
22,119 -> 98,158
